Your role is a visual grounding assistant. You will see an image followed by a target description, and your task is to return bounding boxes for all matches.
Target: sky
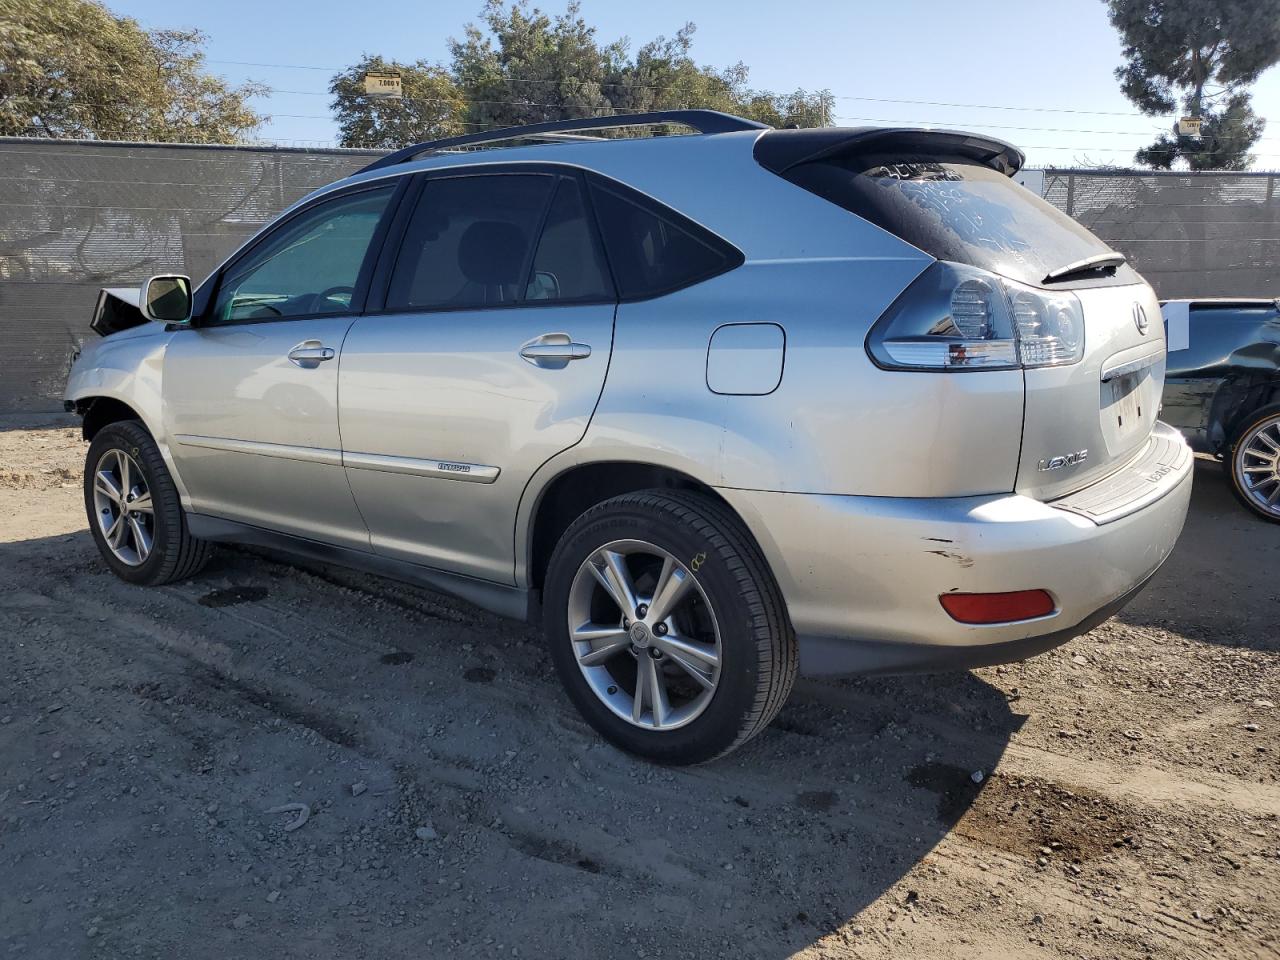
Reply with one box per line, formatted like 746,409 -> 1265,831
108,0 -> 1280,170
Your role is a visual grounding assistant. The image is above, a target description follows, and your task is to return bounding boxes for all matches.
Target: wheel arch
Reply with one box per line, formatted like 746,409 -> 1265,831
75,395 -> 148,441
1226,398 -> 1280,451
1206,374 -> 1280,454
522,459 -> 749,594
67,389 -> 192,505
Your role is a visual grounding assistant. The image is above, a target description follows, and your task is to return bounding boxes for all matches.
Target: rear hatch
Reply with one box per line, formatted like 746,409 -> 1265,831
1018,283 -> 1165,500
755,127 -> 1162,501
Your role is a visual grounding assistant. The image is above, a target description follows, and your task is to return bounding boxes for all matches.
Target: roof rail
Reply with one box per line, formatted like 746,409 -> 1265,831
357,110 -> 769,174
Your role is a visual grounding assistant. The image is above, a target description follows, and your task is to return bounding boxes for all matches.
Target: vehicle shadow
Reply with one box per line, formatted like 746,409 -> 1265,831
0,529 -> 1022,959
1118,455 -> 1280,652
683,668 -> 1026,952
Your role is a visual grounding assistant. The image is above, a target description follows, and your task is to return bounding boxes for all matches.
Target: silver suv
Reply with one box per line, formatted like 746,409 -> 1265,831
67,111 -> 1192,764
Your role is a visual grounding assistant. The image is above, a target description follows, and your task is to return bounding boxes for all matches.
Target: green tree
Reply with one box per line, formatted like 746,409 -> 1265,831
445,1 -> 831,135
0,0 -> 265,143
329,55 -> 466,148
448,1 -> 618,130
1105,0 -> 1280,170
603,24 -> 832,126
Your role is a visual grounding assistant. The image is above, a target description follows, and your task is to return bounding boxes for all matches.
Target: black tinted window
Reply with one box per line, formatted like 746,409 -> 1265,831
588,179 -> 740,299
526,177 -> 612,302
213,186 -> 394,323
780,156 -> 1137,288
388,174 -> 553,310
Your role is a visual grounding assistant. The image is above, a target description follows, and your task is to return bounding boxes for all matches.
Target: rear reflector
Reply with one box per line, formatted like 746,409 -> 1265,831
939,590 -> 1055,624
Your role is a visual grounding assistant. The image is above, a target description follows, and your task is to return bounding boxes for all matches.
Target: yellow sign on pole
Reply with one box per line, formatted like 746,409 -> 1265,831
1177,117 -> 1203,138
364,74 -> 403,99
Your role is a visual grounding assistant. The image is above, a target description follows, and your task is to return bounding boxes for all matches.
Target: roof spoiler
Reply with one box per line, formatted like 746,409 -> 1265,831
753,127 -> 1025,177
357,110 -> 770,174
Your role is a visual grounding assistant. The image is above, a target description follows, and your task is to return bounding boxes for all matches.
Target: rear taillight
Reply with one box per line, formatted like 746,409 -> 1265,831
939,589 -> 1056,624
867,262 -> 1084,372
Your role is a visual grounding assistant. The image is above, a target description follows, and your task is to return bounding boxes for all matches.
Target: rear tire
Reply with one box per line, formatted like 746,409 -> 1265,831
542,489 -> 796,764
84,420 -> 213,585
1224,404 -> 1280,524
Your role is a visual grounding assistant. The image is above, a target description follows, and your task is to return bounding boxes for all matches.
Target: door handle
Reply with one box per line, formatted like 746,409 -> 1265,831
519,333 -> 591,369
288,341 -> 335,368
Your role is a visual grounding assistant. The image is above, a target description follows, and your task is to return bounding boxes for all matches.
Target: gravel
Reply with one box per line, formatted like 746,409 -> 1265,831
1,418 -> 1277,960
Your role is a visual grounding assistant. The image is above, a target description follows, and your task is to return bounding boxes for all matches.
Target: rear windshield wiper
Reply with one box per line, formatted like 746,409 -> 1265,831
1042,252 -> 1126,284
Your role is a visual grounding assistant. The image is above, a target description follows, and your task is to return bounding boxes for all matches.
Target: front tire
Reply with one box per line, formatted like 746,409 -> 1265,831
542,490 -> 796,764
1224,404 -> 1280,524
84,420 -> 213,585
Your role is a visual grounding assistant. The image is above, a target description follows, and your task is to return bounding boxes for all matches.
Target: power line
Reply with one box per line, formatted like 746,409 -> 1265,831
80,87 -> 1275,142
209,58 -> 341,71
1024,145 -> 1280,158
833,93 -> 1150,119
256,86 -> 1275,139
10,90 -> 1274,156
832,114 -> 1278,142
205,55 -> 1264,126
1104,237 -> 1280,243
7,87 -> 1258,138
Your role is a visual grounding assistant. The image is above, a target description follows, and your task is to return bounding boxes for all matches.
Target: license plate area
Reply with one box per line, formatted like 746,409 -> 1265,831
1111,371 -> 1147,432
1100,367 -> 1153,453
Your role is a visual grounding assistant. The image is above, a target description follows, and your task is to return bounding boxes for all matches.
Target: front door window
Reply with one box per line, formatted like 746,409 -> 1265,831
212,185 -> 395,324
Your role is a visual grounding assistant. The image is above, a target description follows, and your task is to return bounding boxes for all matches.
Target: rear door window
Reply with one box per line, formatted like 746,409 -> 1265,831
587,177 -> 742,300
778,155 -> 1138,288
386,173 -> 554,311
526,177 -> 613,303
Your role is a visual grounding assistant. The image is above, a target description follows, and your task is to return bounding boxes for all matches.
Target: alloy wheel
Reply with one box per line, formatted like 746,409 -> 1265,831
92,448 -> 155,566
566,539 -> 722,731
1235,414 -> 1280,518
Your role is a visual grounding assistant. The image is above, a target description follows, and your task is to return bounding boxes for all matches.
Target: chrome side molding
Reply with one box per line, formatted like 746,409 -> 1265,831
343,451 -> 500,484
174,435 -> 499,484
174,434 -> 343,466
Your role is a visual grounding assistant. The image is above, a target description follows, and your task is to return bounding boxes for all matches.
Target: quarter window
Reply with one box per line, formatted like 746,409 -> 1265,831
212,186 -> 394,324
587,178 -> 741,299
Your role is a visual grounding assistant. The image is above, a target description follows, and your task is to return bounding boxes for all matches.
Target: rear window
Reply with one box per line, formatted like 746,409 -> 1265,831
778,155 -> 1138,288
587,177 -> 742,300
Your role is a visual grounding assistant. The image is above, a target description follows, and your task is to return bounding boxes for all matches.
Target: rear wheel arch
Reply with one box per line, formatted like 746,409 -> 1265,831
526,461 -> 753,594
540,488 -> 798,763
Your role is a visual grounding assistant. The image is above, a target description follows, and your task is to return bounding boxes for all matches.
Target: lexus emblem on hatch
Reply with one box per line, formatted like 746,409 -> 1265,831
1133,302 -> 1149,335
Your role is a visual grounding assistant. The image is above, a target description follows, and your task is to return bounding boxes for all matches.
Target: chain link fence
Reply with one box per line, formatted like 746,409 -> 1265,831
0,138 -> 383,412
2,140 -> 1278,412
1037,168 -> 1279,301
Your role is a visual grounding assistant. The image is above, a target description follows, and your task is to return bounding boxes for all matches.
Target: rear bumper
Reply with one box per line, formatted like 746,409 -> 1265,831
717,422 -> 1193,675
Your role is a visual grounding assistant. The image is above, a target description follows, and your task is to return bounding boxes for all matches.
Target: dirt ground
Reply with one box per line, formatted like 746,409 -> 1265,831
1,413 -> 1277,960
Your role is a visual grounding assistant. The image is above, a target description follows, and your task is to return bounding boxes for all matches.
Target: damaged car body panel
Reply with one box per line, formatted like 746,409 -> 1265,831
90,287 -> 148,337
1161,299 -> 1280,454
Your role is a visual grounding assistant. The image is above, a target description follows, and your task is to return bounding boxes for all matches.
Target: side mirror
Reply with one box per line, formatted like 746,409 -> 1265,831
142,275 -> 193,324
